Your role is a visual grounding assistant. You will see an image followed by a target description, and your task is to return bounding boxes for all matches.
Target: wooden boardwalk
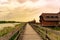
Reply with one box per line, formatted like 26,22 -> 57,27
18,24 -> 43,40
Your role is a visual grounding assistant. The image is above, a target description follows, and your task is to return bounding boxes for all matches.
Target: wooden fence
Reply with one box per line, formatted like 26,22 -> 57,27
0,23 -> 26,40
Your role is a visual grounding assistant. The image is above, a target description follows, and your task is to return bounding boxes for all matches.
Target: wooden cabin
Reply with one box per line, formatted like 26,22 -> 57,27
39,12 -> 60,27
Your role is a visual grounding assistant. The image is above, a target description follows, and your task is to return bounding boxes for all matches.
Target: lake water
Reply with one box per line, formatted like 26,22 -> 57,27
0,23 -> 20,30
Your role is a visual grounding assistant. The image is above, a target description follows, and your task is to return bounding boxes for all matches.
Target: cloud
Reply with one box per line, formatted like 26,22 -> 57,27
0,0 -> 9,4
30,0 -> 38,2
0,0 -> 47,8
14,0 -> 47,9
46,0 -> 60,7
0,0 -> 60,22
0,0 -> 59,9
0,0 -> 60,8
17,0 -> 27,3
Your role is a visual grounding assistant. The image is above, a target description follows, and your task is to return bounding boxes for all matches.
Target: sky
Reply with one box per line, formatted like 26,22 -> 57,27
0,0 -> 60,22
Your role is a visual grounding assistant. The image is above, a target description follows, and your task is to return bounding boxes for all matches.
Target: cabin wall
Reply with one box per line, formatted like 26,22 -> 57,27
40,16 -> 58,27
41,20 -> 58,26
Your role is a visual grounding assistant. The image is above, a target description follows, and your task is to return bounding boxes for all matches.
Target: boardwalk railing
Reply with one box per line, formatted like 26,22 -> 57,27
0,23 -> 26,40
30,24 -> 51,40
30,23 -> 60,40
13,24 -> 26,40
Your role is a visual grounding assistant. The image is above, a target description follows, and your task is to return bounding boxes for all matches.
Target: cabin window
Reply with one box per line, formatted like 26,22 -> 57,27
51,16 -> 58,18
46,16 -> 58,18
55,16 -> 58,18
51,16 -> 54,18
46,16 -> 49,18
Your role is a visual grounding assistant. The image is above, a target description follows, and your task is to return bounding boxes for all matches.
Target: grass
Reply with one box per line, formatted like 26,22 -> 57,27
9,31 -> 19,40
47,32 -> 60,40
30,24 -> 47,40
0,22 -> 26,37
15,22 -> 26,27
48,27 -> 60,31
31,24 -> 60,40
9,22 -> 26,40
0,27 -> 15,37
34,23 -> 60,31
